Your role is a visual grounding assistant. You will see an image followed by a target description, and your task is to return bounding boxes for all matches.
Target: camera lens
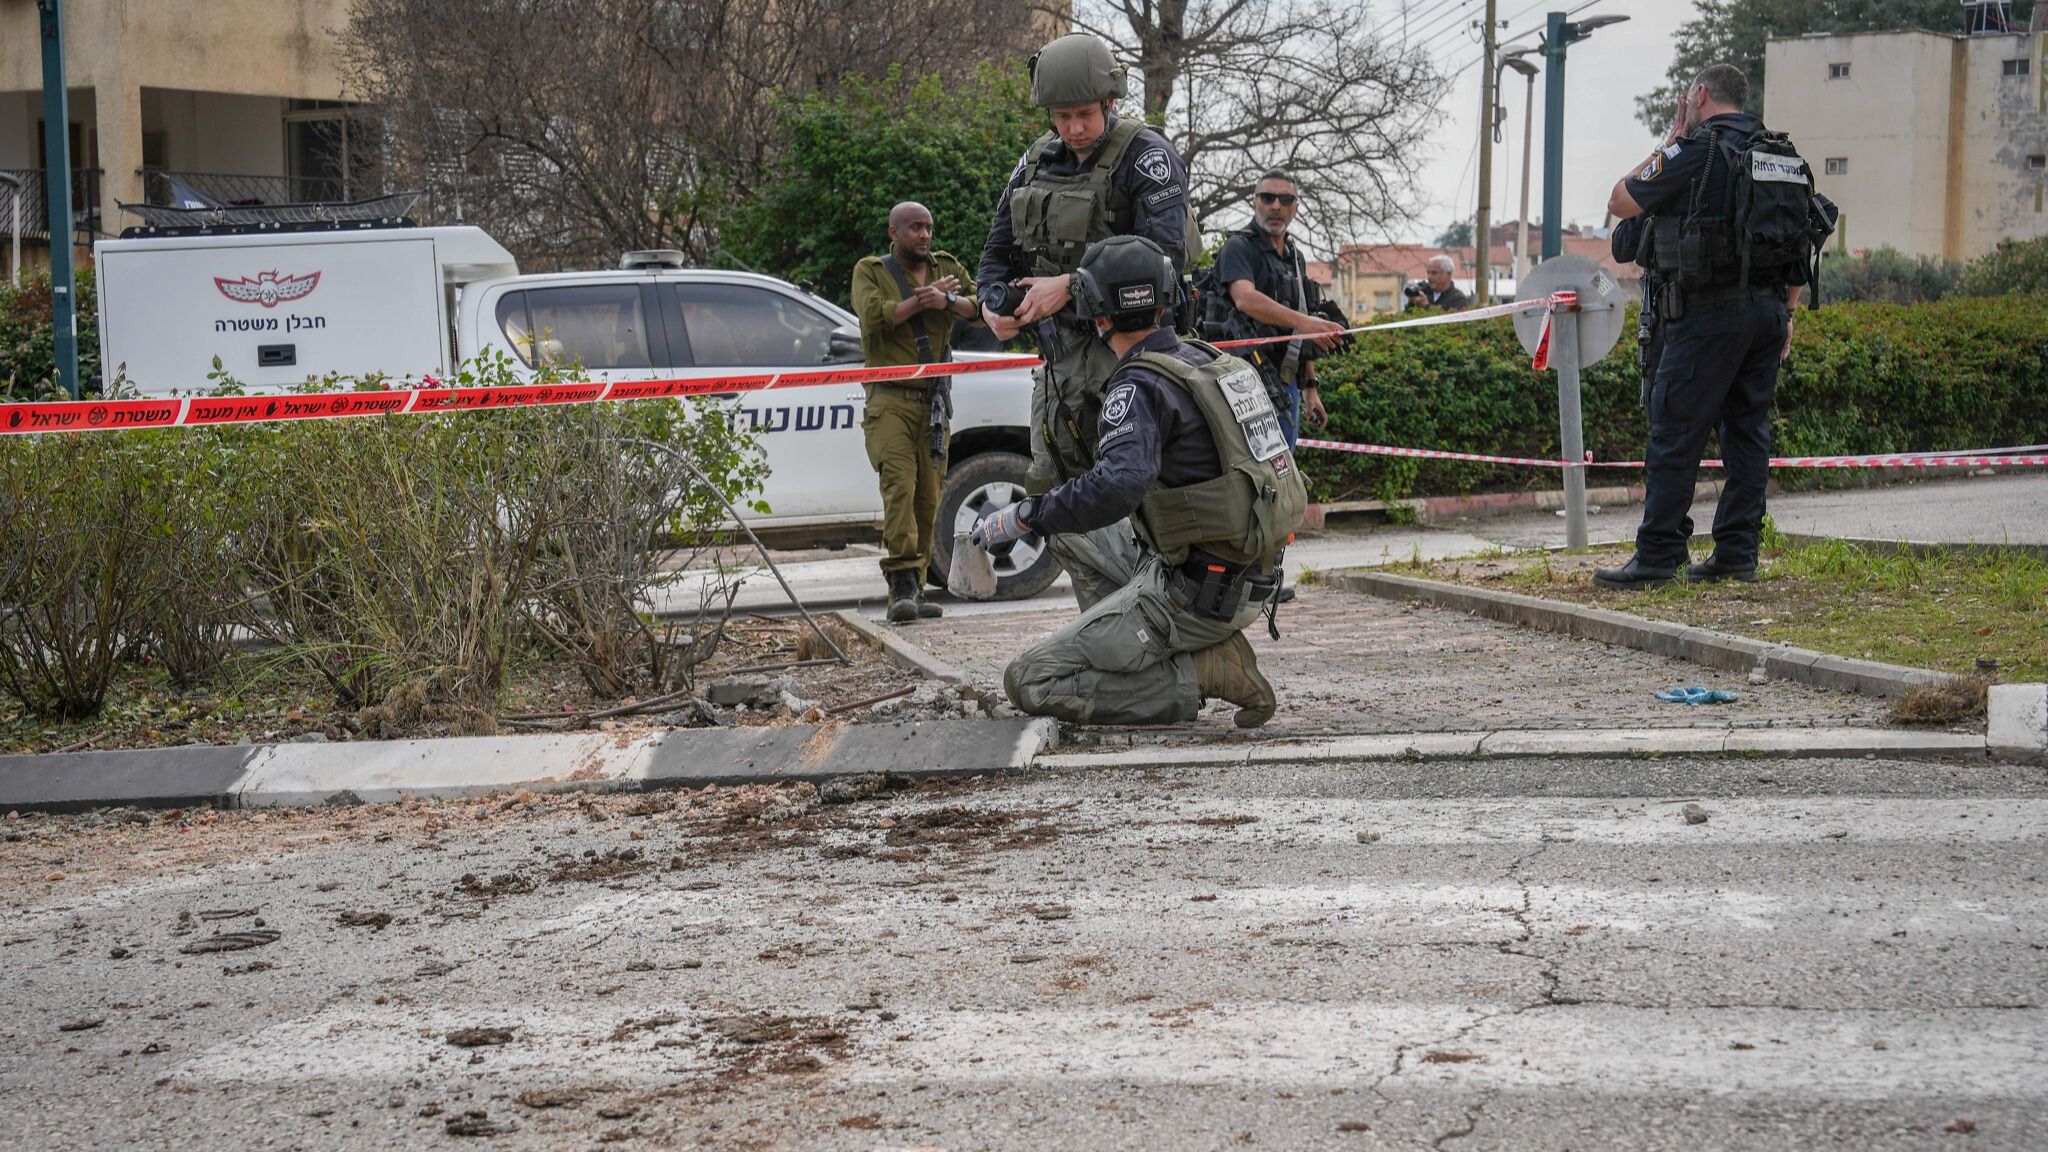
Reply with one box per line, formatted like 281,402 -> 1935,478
985,282 -> 1023,318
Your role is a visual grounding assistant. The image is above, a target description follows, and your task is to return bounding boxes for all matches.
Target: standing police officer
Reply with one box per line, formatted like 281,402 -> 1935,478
977,32 -> 1198,611
1597,63 -> 1807,589
970,237 -> 1306,728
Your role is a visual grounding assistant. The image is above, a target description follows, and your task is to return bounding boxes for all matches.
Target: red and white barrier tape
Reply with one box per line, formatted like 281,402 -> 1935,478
0,293 -> 1562,438
1297,438 -> 2048,471
1214,294 -> 1546,352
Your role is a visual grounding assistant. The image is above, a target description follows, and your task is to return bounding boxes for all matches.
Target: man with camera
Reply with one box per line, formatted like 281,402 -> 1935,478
1404,255 -> 1470,311
1213,170 -> 1347,449
850,202 -> 981,623
977,31 -> 1198,610
969,236 -> 1305,729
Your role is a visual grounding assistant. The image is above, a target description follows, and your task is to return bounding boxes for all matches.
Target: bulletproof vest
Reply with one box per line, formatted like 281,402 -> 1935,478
1639,121 -> 1817,292
1126,342 -> 1308,569
1012,118 -> 1197,278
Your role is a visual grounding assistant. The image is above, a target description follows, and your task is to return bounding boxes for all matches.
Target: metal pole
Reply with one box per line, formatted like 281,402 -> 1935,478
1473,0 -> 1497,306
1516,71 -> 1535,279
1553,302 -> 1588,551
38,0 -> 80,400
1541,10 -> 1567,262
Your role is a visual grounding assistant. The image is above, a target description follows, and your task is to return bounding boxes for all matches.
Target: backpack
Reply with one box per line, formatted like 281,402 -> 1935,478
1719,128 -> 1831,301
1190,262 -> 1239,341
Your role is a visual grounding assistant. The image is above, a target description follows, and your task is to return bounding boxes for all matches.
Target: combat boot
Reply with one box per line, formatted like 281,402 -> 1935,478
886,570 -> 919,625
1194,633 -> 1277,729
916,575 -> 944,619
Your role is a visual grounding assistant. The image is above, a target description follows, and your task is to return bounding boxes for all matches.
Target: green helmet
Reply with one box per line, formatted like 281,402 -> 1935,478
1075,236 -> 1175,331
1029,33 -> 1124,108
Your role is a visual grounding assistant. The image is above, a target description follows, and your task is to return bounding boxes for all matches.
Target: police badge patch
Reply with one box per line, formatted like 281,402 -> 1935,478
1135,147 -> 1173,184
1103,382 -> 1137,425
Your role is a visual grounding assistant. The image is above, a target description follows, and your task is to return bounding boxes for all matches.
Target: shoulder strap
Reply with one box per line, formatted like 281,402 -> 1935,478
880,254 -> 935,365
1018,132 -> 1058,187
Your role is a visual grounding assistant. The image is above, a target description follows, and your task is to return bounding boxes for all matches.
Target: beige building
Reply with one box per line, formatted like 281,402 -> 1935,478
0,0 -> 367,264
1764,12 -> 2048,261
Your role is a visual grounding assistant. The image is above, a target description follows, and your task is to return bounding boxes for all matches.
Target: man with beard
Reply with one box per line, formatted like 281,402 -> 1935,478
851,201 -> 981,623
1213,170 -> 1346,449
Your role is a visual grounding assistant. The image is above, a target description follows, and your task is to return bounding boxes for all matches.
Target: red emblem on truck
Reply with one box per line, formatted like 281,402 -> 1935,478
214,270 -> 322,308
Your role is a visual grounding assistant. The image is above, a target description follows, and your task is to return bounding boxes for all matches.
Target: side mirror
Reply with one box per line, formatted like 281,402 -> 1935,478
825,326 -> 863,364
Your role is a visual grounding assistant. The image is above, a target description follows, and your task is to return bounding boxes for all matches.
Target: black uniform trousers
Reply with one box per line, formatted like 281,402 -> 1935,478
1634,284 -> 1790,571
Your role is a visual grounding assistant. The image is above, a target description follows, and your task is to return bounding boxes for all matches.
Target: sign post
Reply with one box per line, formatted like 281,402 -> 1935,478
1513,254 -> 1626,553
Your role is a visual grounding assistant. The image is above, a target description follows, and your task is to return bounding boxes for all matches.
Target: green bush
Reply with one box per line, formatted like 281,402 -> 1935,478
0,269 -> 102,400
1818,246 -> 1958,305
723,64 -> 1045,305
0,355 -> 766,724
1955,235 -> 2048,297
1305,295 -> 2048,503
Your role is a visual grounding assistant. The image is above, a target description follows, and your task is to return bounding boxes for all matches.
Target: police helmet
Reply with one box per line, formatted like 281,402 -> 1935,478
1075,236 -> 1176,332
1029,33 -> 1124,108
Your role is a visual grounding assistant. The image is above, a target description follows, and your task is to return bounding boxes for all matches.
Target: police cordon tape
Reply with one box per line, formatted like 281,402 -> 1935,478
3,290 -> 2043,471
0,295 -> 1556,439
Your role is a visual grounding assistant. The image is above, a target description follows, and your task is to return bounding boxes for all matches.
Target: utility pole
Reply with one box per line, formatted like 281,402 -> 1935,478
38,0 -> 80,400
1541,10 -> 1566,263
1472,0 -> 1498,306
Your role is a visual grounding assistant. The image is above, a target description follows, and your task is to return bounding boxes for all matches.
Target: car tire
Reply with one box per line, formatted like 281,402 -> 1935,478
929,450 -> 1063,602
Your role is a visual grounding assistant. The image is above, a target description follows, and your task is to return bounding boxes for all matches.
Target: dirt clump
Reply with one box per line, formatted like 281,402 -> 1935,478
549,847 -> 652,883
1890,676 -> 1989,725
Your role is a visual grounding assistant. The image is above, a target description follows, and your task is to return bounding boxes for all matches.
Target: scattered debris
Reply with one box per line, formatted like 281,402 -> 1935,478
445,1027 -> 515,1048
457,872 -> 535,897
179,930 -> 280,954
1945,1116 -> 1978,1134
58,1018 -> 105,1033
337,910 -> 394,931
1420,1050 -> 1483,1064
1336,1121 -> 1373,1133
444,1110 -> 513,1137
1681,803 -> 1710,825
515,1089 -> 582,1110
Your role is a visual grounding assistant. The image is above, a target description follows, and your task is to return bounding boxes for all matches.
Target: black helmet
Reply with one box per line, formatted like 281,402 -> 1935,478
1075,236 -> 1175,332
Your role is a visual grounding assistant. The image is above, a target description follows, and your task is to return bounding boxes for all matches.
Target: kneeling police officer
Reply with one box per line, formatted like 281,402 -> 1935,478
970,237 -> 1307,728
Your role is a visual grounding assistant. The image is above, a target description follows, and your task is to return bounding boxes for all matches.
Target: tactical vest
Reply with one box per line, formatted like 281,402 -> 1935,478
1639,122 -> 1818,293
1011,118 -> 1198,278
1127,342 -> 1308,570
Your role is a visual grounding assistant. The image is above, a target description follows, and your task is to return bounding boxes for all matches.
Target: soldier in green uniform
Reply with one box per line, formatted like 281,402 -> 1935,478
976,32 -> 1198,611
970,237 -> 1305,728
851,202 -> 981,623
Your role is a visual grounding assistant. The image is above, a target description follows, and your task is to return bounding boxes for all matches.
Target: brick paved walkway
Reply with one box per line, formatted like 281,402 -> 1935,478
890,583 -> 1892,741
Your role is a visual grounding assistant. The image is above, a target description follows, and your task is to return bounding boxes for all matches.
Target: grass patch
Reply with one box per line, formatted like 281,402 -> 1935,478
1395,539 -> 2048,684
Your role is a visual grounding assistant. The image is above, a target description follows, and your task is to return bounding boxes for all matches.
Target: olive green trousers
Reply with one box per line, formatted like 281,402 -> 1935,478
1003,524 -> 1261,726
862,387 -> 946,574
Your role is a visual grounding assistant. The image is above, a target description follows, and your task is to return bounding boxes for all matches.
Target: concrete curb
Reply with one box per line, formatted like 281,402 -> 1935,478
833,608 -> 971,685
1989,684 -> 2048,763
1330,569 -> 1947,699
0,718 -> 1057,813
1034,726 -> 1987,772
1304,479 -> 1727,531
1776,533 -> 2048,564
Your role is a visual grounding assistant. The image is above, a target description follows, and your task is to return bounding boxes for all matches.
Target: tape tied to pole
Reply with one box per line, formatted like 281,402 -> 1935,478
1528,289 -> 1578,373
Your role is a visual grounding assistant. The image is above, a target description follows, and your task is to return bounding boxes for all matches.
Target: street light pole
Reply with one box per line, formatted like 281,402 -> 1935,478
1473,0 -> 1498,306
1541,11 -> 1567,263
1539,12 -> 1630,264
37,0 -> 80,399
1503,55 -> 1539,280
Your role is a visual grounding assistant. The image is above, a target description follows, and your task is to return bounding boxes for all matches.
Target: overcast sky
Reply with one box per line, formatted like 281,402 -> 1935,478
1375,0 -> 1696,245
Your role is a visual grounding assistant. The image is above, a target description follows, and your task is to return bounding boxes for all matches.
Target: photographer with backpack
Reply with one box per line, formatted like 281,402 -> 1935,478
1596,63 -> 1831,591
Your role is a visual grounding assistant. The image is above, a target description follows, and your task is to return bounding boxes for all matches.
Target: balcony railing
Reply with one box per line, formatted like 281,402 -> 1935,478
141,170 -> 356,209
0,169 -> 106,244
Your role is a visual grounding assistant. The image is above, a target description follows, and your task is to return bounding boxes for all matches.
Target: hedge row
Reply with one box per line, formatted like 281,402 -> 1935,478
1303,294 -> 2048,503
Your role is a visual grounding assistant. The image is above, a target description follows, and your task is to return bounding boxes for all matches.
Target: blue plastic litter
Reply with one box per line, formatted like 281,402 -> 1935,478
1656,687 -> 1740,705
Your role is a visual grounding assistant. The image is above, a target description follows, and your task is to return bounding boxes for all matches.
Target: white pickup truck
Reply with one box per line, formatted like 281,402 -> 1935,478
94,223 -> 1056,598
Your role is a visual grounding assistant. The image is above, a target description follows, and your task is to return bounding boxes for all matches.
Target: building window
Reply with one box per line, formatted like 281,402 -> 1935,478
1825,157 -> 1849,176
2031,155 -> 2047,171
1373,292 -> 1394,311
2004,58 -> 2031,77
1828,62 -> 1851,80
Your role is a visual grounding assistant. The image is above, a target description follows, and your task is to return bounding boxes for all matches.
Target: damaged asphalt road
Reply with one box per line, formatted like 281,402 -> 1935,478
3,757 -> 2046,1151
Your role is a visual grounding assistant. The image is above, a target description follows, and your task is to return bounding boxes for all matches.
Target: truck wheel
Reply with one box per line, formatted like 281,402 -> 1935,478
929,451 -> 1062,601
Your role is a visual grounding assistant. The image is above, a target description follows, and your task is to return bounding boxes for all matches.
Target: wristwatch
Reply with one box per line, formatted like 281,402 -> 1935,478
944,291 -> 960,309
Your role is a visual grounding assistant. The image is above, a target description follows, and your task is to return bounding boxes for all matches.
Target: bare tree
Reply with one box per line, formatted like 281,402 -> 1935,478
1050,0 -> 1446,250
344,0 -> 1021,269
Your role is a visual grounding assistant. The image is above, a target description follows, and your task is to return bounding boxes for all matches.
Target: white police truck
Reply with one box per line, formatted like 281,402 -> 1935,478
94,211 -> 1055,598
